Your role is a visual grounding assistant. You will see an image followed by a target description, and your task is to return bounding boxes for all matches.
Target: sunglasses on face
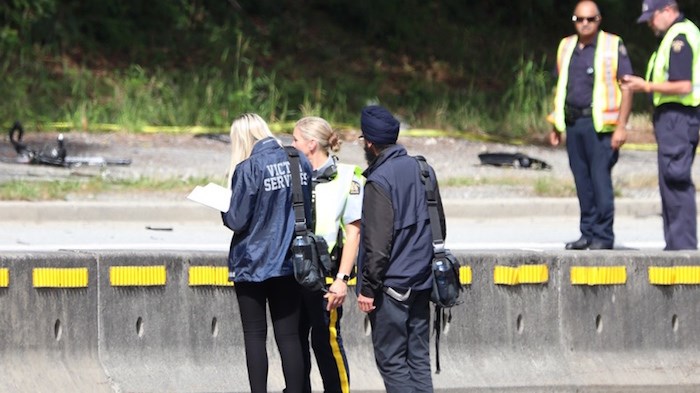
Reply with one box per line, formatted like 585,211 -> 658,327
572,15 -> 600,23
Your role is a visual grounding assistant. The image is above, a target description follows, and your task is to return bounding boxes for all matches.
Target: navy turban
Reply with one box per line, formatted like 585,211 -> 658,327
361,105 -> 399,145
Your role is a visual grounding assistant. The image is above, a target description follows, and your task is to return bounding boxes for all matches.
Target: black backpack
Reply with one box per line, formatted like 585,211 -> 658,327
416,155 -> 463,374
285,146 -> 332,292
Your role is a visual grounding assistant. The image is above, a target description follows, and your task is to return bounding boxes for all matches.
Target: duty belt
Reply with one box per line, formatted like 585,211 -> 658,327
565,105 -> 593,121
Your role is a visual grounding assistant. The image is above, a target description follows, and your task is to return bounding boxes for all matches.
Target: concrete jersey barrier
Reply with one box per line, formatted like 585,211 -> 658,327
1,250 -> 699,392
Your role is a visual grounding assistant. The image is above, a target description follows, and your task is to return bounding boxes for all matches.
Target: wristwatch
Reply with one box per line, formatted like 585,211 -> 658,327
336,273 -> 350,283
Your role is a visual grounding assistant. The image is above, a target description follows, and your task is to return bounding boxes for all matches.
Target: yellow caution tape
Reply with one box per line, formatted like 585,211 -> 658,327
141,125 -> 223,134
649,266 -> 700,285
188,266 -> 233,286
570,266 -> 627,285
620,143 -> 658,152
32,267 -> 88,288
8,121 -> 660,153
0,268 -> 9,287
110,265 -> 167,286
494,264 -> 548,285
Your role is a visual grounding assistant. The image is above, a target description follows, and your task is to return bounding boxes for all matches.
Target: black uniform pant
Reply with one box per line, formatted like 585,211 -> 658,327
368,289 -> 432,393
235,275 -> 304,393
299,288 -> 350,393
654,105 -> 700,250
566,116 -> 618,246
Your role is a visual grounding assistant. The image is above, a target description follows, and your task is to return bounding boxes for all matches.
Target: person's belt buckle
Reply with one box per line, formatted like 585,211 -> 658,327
383,286 -> 411,302
565,107 -> 579,124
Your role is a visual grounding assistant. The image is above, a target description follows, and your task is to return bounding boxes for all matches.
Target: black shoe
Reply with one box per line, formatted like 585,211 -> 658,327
565,237 -> 591,250
589,240 -> 613,250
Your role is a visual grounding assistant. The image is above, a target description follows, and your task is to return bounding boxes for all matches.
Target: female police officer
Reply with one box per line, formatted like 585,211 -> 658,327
292,116 -> 364,393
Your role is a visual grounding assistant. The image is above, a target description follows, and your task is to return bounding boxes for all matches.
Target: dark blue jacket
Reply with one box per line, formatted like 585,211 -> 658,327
358,144 -> 445,298
222,137 -> 312,283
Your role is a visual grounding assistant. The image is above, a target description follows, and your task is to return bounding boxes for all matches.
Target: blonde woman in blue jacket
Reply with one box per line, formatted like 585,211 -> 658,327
222,113 -> 313,393
292,116 -> 364,393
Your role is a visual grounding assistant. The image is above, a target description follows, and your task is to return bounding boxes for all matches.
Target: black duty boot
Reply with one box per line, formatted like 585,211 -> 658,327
565,237 -> 591,250
589,240 -> 613,250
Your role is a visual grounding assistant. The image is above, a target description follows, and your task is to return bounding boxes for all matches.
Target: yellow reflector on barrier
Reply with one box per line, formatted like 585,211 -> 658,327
493,264 -> 548,285
188,266 -> 233,286
324,276 -> 358,286
110,266 -> 166,286
570,266 -> 627,285
459,266 -> 472,285
649,266 -> 700,285
0,268 -> 9,287
32,268 -> 88,288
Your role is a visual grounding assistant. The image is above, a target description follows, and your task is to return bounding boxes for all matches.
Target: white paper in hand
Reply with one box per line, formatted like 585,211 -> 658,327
187,183 -> 232,212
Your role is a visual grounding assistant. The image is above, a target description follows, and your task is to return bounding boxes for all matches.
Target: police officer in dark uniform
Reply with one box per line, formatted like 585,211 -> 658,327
549,0 -> 634,250
623,0 -> 700,250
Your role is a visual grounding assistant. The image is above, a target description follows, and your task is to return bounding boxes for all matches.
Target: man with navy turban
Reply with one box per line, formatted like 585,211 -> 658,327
356,105 -> 446,392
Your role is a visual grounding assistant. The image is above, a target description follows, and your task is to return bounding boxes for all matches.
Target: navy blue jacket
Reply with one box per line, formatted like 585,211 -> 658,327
222,138 -> 312,283
358,144 -> 445,298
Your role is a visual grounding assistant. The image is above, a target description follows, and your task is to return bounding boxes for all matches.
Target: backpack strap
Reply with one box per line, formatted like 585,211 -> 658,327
284,146 -> 308,237
415,155 -> 449,374
415,155 -> 446,258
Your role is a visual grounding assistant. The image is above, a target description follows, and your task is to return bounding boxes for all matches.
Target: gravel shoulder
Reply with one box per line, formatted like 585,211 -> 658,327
0,129 -> 672,201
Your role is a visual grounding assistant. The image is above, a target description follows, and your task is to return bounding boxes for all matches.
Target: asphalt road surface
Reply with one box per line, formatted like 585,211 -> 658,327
0,214 -> 666,252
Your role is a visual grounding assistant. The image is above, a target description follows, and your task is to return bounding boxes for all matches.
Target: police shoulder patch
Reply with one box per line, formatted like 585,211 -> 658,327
672,40 -> 685,53
349,180 -> 361,195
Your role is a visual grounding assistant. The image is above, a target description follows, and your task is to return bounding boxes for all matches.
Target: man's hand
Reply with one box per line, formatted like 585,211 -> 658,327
611,126 -> 627,150
357,294 -> 376,313
549,129 -> 562,146
325,279 -> 348,311
621,74 -> 649,93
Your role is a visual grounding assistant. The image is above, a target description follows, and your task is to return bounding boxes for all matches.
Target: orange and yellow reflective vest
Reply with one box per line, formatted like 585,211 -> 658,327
548,31 -> 622,133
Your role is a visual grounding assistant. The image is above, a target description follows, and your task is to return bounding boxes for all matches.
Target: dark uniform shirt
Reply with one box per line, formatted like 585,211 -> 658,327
560,31 -> 634,108
648,14 -> 694,107
666,15 -> 693,82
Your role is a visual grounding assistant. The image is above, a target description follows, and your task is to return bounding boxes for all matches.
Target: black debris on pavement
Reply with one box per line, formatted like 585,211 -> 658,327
7,121 -> 132,167
478,152 -> 551,170
194,133 -> 230,144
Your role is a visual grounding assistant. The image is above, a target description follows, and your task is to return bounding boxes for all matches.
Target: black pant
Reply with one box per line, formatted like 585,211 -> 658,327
566,116 -> 618,246
369,289 -> 433,393
300,288 -> 350,393
236,275 -> 304,393
654,106 -> 700,250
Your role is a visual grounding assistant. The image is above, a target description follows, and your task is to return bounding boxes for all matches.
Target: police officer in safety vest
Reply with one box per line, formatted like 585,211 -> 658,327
292,116 -> 364,393
548,0 -> 633,250
623,0 -> 700,250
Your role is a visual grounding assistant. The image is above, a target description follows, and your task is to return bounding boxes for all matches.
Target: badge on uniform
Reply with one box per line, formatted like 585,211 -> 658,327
619,43 -> 627,57
672,40 -> 685,53
350,180 -> 361,195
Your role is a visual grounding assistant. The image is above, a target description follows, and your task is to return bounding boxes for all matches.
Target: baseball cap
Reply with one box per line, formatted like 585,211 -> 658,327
637,0 -> 674,23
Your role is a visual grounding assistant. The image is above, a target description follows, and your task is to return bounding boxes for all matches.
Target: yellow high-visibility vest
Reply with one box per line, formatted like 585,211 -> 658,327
548,31 -> 622,132
314,163 -> 364,253
645,19 -> 700,107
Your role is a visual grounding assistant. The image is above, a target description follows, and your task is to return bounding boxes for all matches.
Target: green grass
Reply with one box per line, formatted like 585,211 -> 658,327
443,175 -> 577,198
533,177 -> 576,198
0,43 -> 557,142
0,176 -> 221,201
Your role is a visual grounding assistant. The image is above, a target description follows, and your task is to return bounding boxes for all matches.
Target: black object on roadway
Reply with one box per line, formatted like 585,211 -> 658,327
478,152 -> 550,170
8,121 -> 131,167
